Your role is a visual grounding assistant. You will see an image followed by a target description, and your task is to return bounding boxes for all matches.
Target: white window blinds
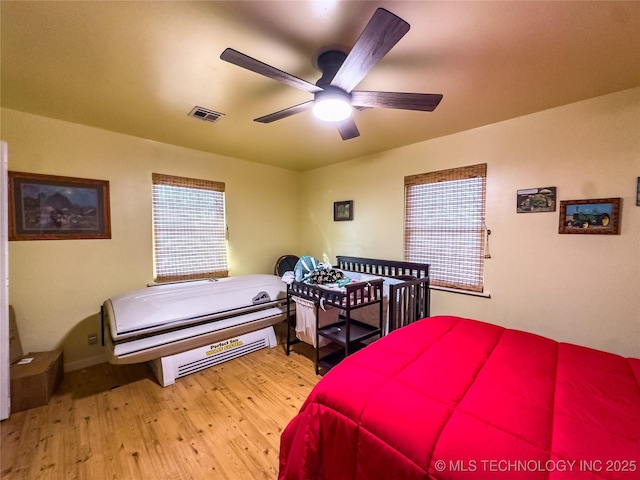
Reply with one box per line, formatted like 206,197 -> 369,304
404,164 -> 487,292
152,173 -> 228,283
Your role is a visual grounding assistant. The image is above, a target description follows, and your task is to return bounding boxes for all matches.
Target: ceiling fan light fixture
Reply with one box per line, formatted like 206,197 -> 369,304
313,88 -> 352,122
220,9 -> 442,139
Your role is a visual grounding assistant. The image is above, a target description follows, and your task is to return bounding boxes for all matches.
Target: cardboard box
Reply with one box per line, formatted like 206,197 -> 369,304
8,305 -> 24,364
10,350 -> 64,412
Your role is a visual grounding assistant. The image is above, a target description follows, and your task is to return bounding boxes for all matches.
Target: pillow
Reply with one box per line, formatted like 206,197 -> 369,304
306,268 -> 345,285
294,256 -> 320,282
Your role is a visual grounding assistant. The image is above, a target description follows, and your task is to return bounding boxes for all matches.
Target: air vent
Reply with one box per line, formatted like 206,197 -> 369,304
188,106 -> 224,123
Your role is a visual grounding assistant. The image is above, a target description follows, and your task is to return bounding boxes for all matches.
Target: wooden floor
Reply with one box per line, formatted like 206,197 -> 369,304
0,330 -> 321,480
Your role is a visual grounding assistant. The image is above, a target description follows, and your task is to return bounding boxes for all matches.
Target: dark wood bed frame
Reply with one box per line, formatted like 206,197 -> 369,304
285,256 -> 430,373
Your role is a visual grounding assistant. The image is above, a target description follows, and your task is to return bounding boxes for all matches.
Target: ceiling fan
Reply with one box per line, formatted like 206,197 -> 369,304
220,8 -> 443,140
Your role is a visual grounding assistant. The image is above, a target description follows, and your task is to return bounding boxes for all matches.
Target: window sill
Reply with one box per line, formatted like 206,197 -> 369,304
430,285 -> 491,298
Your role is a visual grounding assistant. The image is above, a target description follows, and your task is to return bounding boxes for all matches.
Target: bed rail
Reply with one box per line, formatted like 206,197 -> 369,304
389,277 -> 430,331
287,277 -> 384,310
336,256 -> 428,279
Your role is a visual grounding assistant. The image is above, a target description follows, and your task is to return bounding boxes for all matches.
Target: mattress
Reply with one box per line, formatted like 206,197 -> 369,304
103,274 -> 288,364
279,315 -> 640,480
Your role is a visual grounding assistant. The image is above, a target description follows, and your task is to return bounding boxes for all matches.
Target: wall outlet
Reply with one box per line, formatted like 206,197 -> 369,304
88,333 -> 98,345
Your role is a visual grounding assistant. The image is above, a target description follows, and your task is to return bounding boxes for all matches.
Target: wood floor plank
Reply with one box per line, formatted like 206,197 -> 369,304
1,335 -> 320,480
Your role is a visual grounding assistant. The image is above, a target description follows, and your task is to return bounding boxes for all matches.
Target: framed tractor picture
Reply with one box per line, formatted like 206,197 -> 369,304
558,198 -> 621,235
516,186 -> 556,213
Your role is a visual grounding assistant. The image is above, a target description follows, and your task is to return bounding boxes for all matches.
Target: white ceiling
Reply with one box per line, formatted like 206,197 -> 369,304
2,1 -> 639,171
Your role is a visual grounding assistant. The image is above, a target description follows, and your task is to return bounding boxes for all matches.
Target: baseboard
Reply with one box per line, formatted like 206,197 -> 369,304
64,353 -> 108,373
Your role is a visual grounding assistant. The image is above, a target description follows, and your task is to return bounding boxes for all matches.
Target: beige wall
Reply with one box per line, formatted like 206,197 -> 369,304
2,109 -> 300,370
2,87 -> 639,370
300,87 -> 640,358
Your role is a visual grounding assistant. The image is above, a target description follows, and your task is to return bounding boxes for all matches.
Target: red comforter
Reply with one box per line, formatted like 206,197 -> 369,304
279,316 -> 640,479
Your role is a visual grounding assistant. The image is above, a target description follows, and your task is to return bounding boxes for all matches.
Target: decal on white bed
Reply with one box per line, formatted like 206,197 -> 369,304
206,338 -> 243,356
252,291 -> 271,304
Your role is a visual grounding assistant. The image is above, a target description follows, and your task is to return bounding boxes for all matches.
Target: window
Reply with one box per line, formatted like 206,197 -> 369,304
152,173 -> 228,282
404,164 -> 487,293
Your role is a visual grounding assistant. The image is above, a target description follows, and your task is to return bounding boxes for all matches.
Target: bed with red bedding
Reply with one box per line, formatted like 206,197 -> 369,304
279,316 -> 640,479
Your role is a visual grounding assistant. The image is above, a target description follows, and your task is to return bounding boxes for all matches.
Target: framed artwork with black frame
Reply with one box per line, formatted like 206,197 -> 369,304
558,198 -> 621,235
8,171 -> 111,240
334,200 -> 353,221
516,186 -> 556,213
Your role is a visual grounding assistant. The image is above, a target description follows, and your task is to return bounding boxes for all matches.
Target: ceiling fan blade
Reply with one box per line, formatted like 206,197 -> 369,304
351,91 -> 443,111
254,101 -> 314,123
336,117 -> 360,140
221,48 -> 322,94
330,8 -> 410,92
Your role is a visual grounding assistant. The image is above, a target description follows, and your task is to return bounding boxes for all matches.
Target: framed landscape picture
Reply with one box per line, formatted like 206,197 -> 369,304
8,171 -> 111,240
334,200 -> 353,221
558,198 -> 621,235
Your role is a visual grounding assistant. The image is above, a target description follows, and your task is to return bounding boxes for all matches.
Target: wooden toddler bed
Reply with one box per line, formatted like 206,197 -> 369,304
284,256 -> 430,374
279,315 -> 640,479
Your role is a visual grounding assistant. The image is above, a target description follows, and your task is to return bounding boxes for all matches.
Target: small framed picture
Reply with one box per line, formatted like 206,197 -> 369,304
334,200 -> 353,221
558,198 -> 621,235
516,186 -> 556,213
8,171 -> 111,240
